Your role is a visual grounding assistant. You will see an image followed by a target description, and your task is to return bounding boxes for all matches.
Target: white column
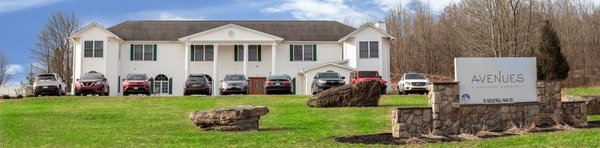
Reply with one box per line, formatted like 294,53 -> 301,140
212,44 -> 219,96
184,43 -> 190,79
271,43 -> 277,75
243,44 -> 249,77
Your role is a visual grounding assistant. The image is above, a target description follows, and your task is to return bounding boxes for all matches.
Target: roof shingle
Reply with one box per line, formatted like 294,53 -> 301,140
107,20 -> 356,41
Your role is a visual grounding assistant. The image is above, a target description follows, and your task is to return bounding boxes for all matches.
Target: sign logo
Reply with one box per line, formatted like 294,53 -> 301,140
461,94 -> 471,104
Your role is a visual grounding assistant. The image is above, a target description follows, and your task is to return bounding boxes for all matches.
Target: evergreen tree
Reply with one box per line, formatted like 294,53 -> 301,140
536,20 -> 570,80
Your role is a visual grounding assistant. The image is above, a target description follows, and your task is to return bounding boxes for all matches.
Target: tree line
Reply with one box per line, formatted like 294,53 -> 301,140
384,0 -> 600,87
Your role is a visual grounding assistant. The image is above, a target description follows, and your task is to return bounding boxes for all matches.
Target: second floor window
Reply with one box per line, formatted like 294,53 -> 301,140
359,41 -> 379,59
192,45 -> 214,61
234,45 -> 261,61
130,44 -> 157,61
290,44 -> 316,61
84,41 -> 103,58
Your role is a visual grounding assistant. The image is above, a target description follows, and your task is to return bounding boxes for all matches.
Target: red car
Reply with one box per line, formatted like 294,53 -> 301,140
75,71 -> 110,96
122,74 -> 151,96
349,71 -> 387,93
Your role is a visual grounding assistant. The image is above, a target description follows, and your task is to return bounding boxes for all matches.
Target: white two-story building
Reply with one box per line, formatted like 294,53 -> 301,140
69,20 -> 395,96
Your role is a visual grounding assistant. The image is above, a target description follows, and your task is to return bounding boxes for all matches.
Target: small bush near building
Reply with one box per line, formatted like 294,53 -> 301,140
1,95 -> 10,99
16,95 -> 24,99
25,94 -> 34,98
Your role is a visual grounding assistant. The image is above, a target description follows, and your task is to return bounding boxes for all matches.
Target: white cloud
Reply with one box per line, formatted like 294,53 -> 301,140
0,0 -> 63,14
6,64 -> 23,75
261,0 -> 370,25
128,10 -> 204,20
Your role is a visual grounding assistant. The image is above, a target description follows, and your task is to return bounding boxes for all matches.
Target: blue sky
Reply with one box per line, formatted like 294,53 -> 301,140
0,0 -> 500,84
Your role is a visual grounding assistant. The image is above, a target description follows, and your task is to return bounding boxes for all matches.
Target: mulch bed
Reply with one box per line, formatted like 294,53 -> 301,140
335,122 -> 600,145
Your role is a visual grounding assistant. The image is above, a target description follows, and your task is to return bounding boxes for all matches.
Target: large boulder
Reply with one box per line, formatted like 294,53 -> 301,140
307,80 -> 383,107
189,106 -> 269,131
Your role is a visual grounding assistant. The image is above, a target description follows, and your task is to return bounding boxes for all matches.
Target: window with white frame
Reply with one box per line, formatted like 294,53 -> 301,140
291,44 -> 316,61
83,41 -> 103,58
131,44 -> 156,61
192,45 -> 214,61
359,41 -> 379,59
235,45 -> 261,61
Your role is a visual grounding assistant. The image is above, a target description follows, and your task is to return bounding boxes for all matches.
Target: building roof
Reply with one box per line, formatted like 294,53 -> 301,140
107,20 -> 357,41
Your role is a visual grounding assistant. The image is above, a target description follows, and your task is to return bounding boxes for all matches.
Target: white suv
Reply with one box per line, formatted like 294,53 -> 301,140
33,73 -> 67,96
397,72 -> 430,95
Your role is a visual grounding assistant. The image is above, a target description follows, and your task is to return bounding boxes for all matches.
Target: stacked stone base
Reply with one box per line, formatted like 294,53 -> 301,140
391,107 -> 432,138
392,81 -> 590,138
562,101 -> 588,127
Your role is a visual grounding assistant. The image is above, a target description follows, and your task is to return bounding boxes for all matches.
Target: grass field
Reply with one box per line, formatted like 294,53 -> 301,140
564,87 -> 600,96
1,95 -> 600,147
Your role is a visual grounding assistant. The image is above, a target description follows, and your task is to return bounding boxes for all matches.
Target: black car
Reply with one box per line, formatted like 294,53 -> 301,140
184,74 -> 213,96
265,74 -> 293,94
311,71 -> 346,95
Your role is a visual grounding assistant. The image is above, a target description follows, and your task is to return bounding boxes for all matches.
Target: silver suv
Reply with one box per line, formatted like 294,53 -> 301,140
33,73 -> 67,96
219,74 -> 248,95
397,72 -> 429,95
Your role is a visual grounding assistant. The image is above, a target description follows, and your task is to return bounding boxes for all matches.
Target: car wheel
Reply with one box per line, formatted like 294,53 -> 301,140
34,93 -> 39,97
123,92 -> 129,96
56,88 -> 62,96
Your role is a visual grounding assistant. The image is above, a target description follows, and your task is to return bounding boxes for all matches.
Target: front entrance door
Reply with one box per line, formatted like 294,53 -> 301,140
248,77 -> 266,95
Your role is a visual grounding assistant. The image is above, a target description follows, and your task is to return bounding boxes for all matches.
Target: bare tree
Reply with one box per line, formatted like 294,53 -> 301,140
30,11 -> 79,90
0,49 -> 11,85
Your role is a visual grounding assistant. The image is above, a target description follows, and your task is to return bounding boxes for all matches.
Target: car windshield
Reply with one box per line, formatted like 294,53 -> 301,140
268,75 -> 290,81
405,74 -> 426,80
81,74 -> 102,80
225,75 -> 245,81
188,76 -> 206,82
358,71 -> 379,78
126,74 -> 147,80
318,73 -> 340,79
35,75 -> 56,81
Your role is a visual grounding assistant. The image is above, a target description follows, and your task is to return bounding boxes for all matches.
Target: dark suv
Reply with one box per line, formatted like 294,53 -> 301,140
311,71 -> 345,95
184,74 -> 213,96
75,71 -> 109,96
122,74 -> 150,96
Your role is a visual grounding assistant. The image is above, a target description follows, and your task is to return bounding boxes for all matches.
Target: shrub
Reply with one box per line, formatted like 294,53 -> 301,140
536,20 -> 570,80
16,95 -> 24,98
1,95 -> 10,99
25,94 -> 34,98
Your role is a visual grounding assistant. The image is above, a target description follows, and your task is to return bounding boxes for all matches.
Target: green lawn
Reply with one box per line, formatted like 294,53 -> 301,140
1,95 -> 600,147
564,87 -> 600,96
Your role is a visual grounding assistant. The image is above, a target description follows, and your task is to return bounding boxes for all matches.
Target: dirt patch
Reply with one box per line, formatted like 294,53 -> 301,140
335,124 -> 600,145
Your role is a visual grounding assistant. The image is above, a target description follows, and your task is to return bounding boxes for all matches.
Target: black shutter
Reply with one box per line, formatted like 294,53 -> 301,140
289,45 -> 293,61
234,45 -> 238,61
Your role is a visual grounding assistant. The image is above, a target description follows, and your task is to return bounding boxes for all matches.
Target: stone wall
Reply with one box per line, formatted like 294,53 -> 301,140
391,107 -> 432,138
391,81 -> 589,138
537,81 -> 563,126
429,82 -> 461,136
562,101 -> 588,127
563,95 -> 600,115
460,104 -> 539,133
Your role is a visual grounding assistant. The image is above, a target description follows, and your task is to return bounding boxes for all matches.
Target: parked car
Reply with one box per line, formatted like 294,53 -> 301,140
184,74 -> 213,96
265,74 -> 293,94
220,74 -> 248,95
397,72 -> 430,95
311,70 -> 345,95
74,71 -> 110,96
122,74 -> 150,96
33,73 -> 67,97
349,70 -> 387,94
